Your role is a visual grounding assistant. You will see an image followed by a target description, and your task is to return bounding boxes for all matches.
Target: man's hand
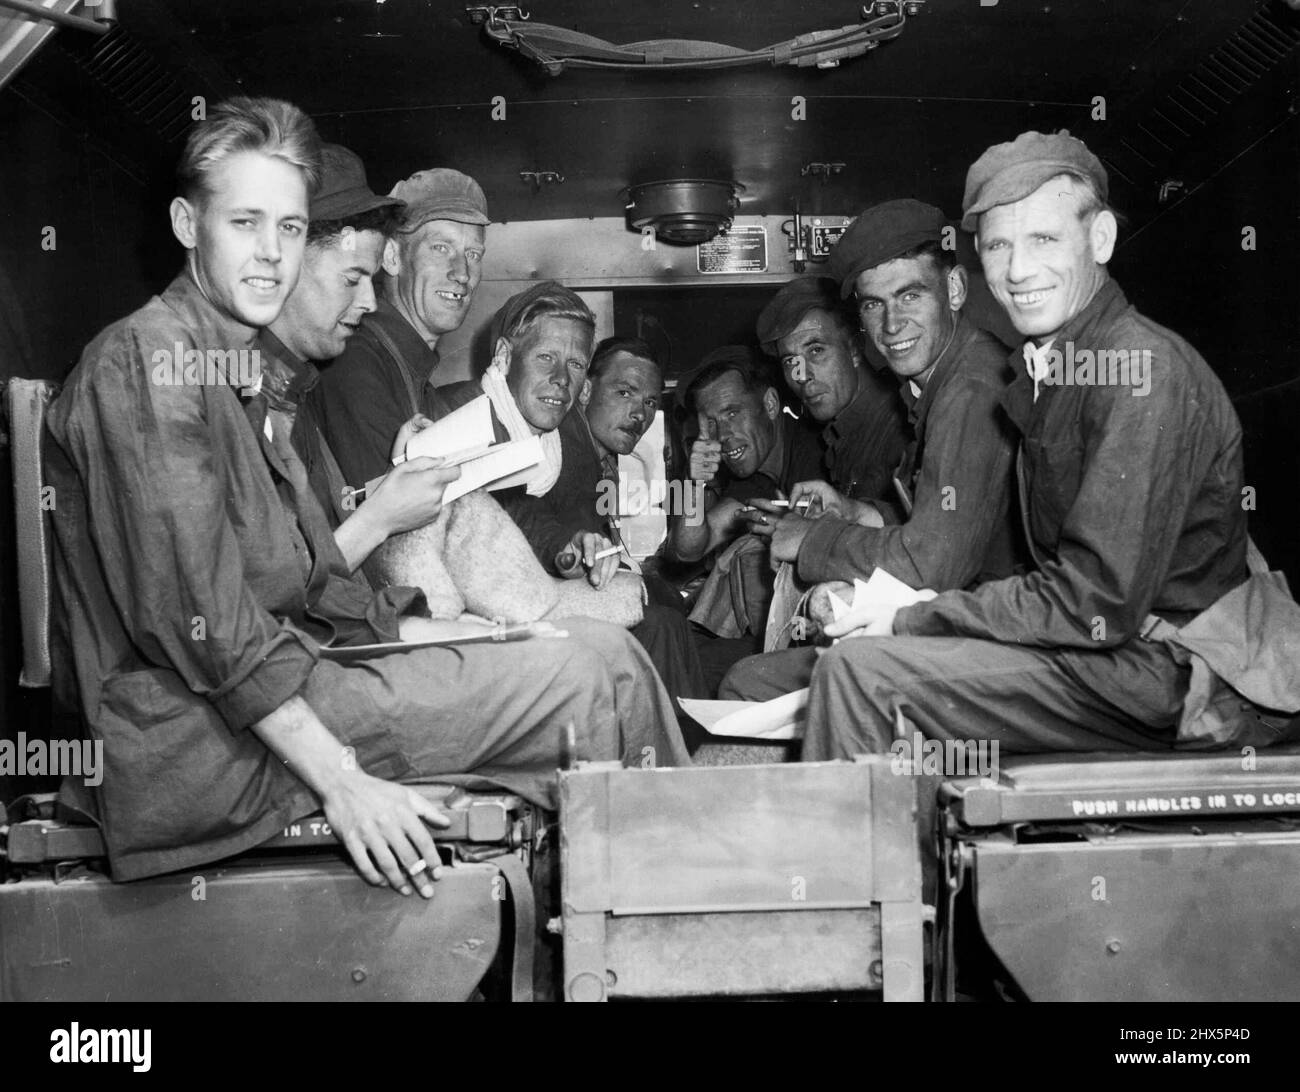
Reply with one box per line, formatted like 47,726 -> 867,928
557,531 -> 620,589
321,770 -> 452,898
854,501 -> 886,528
822,588 -> 937,640
789,480 -> 885,527
822,603 -> 900,639
790,480 -> 848,519
740,494 -> 791,540
251,695 -> 451,899
688,419 -> 722,484
390,413 -> 436,463
366,457 -> 462,537
770,511 -> 818,562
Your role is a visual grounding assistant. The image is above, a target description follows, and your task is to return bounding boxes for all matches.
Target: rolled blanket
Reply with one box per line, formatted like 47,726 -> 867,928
369,489 -> 643,628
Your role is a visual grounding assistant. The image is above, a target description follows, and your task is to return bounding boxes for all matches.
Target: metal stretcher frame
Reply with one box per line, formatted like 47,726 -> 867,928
559,758 -> 927,1001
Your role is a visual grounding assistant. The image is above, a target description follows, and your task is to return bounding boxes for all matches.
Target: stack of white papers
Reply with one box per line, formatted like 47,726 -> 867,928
825,568 -> 937,637
367,394 -> 542,503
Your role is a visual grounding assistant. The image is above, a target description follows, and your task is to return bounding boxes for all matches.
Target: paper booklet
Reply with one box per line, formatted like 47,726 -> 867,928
362,394 -> 542,503
320,620 -> 565,662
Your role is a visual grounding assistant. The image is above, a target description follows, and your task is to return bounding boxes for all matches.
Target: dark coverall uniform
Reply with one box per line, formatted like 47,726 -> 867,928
721,311 -> 1021,703
45,273 -> 687,882
816,360 -> 911,508
804,279 -> 1248,759
308,296 -> 452,491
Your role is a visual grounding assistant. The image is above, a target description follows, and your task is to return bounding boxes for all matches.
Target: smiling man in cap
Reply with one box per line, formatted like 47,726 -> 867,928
801,131 -> 1259,779
720,197 -> 1023,705
310,165 -> 490,491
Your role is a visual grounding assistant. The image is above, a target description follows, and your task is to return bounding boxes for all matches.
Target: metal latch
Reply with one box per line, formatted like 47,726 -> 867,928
466,5 -> 530,27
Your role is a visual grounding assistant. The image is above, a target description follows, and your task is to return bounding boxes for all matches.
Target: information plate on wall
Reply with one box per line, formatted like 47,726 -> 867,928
697,225 -> 768,274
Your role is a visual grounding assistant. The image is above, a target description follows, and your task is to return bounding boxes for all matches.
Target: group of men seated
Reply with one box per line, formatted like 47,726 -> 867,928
43,96 -> 1297,898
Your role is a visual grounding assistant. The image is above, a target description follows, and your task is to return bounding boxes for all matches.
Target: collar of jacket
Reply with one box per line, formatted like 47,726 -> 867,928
822,361 -> 884,448
256,327 -> 321,412
899,311 -> 976,431
160,269 -> 260,365
573,407 -> 619,480
753,412 -> 789,485
1000,277 -> 1129,436
366,297 -> 440,378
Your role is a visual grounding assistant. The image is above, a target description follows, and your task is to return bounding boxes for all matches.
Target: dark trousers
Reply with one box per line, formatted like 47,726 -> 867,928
632,572 -> 711,705
801,637 -> 1190,760
723,637 -> 1192,757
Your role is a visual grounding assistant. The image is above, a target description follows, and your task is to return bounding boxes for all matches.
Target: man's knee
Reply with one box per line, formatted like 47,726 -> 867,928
719,648 -> 815,701
805,640 -> 902,758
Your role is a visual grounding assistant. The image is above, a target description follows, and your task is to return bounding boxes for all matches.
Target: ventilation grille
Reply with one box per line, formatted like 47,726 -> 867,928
59,23 -> 194,143
1103,2 -> 1300,184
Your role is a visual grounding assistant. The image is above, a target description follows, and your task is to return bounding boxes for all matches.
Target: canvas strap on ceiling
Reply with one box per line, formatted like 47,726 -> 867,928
482,9 -> 913,75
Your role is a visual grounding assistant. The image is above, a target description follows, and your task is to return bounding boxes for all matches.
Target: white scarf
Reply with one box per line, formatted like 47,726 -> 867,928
480,360 -> 563,497
1023,339 -> 1057,403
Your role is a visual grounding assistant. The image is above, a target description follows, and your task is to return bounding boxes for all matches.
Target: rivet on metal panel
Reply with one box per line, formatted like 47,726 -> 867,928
1106,939 -> 1121,955
567,971 -> 606,1002
352,968 -> 367,983
868,959 -> 884,984
546,916 -> 563,935
605,969 -> 618,989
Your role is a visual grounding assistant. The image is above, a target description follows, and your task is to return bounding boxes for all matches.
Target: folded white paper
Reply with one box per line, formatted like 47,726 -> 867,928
405,394 -> 494,461
678,688 -> 809,741
440,435 -> 542,503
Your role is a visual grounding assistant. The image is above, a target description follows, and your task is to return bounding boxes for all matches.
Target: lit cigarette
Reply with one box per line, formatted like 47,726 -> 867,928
593,545 -> 622,561
744,499 -> 813,510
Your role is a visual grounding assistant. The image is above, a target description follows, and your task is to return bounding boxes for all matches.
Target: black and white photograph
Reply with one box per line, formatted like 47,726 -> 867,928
0,0 -> 1297,1046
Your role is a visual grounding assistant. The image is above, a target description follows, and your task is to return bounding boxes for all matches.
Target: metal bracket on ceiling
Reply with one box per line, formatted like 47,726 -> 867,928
0,0 -> 111,35
801,162 -> 846,183
1157,179 -> 1185,204
466,5 -> 530,29
863,0 -> 925,18
520,170 -> 564,193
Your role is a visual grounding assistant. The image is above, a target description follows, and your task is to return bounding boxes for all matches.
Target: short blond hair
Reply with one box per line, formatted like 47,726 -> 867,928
177,96 -> 321,203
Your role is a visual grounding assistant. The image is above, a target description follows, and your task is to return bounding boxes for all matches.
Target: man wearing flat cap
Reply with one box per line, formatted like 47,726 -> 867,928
720,197 -> 1022,704
804,131 -> 1269,768
754,276 -> 908,510
44,101 -> 687,900
311,166 -> 490,491
258,145 -> 457,563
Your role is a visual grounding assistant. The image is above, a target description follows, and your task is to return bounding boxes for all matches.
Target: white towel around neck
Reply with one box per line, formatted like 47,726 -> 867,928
480,359 -> 564,497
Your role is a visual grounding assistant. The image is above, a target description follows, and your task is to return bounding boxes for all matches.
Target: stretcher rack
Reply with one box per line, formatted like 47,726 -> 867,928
936,744 -> 1300,1001
0,785 -> 542,1002
2,377 -> 544,1002
558,757 -> 927,1001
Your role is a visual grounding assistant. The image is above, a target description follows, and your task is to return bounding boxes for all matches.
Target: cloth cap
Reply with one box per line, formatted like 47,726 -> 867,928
310,144 -> 405,221
826,199 -> 947,298
961,129 -> 1108,232
755,277 -> 842,354
678,345 -> 773,413
390,167 -> 490,231
488,280 -> 593,355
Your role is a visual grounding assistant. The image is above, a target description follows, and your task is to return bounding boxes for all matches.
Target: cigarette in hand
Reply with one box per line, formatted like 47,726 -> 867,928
741,499 -> 813,511
592,545 -> 622,561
